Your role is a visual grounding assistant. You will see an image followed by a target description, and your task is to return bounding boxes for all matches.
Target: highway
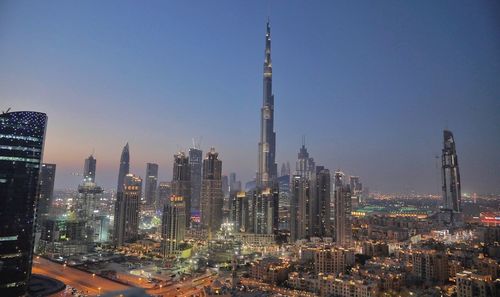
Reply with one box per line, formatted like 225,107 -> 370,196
33,256 -> 215,297
33,257 -> 131,296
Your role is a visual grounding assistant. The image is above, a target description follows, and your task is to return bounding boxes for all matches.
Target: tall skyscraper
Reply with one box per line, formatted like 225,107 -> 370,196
116,143 -> 130,193
334,171 -> 352,247
296,144 -> 315,179
77,177 -> 105,243
222,174 -> 230,207
442,130 -> 461,213
248,187 -> 279,235
201,147 -> 223,238
114,174 -> 142,246
290,144 -> 324,241
257,20 -> 278,187
280,162 -> 291,177
161,195 -> 186,257
76,179 -> 104,221
231,191 -> 249,232
315,167 -> 331,237
83,154 -> 96,183
229,172 -> 236,190
37,163 -> 56,217
157,181 -> 172,210
349,176 -> 363,208
144,163 -> 159,208
0,111 -> 47,296
172,151 -> 191,227
189,147 -> 202,214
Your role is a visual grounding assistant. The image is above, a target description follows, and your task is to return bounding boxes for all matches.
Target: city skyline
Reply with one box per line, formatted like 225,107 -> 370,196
1,1 -> 499,193
1,3 -> 499,297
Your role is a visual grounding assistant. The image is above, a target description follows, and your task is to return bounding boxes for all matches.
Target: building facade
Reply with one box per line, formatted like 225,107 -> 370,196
189,147 -> 202,214
157,181 -> 172,210
116,143 -> 130,193
83,154 -> 96,183
144,163 -> 158,208
0,111 -> 47,296
411,249 -> 449,284
248,187 -> 279,235
161,195 -> 186,257
37,163 -> 56,217
114,174 -> 142,246
314,246 -> 355,275
230,191 -> 249,232
316,167 -> 331,237
456,271 -> 499,297
334,171 -> 352,247
172,151 -> 191,227
349,176 -> 363,208
201,148 -> 223,238
442,129 -> 461,213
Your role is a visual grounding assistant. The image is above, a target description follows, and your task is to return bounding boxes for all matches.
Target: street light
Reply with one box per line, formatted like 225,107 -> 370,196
98,287 -> 101,296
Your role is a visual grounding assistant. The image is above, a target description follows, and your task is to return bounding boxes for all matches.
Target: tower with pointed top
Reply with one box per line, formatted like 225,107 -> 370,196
117,143 -> 130,193
442,130 -> 461,213
257,20 -> 278,188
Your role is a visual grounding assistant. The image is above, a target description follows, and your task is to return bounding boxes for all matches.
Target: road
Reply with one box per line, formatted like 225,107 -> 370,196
146,273 -> 216,297
32,257 -> 130,296
33,257 -> 215,297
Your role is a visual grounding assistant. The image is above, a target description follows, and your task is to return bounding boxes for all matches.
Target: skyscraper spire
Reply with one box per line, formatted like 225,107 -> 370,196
258,19 -> 277,187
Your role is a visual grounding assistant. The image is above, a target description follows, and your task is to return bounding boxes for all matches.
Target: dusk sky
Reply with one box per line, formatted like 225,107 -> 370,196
1,1 -> 499,193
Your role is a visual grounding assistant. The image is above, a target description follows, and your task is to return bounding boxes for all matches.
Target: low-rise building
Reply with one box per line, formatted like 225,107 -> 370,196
314,246 -> 355,275
456,271 -> 499,297
287,272 -> 319,293
318,274 -> 378,297
250,257 -> 290,285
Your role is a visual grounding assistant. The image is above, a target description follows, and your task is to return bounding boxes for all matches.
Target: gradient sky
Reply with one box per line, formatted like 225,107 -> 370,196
1,1 -> 499,193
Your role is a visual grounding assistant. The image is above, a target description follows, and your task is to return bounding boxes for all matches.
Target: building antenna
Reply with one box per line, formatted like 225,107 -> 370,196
302,135 -> 306,146
267,0 -> 271,20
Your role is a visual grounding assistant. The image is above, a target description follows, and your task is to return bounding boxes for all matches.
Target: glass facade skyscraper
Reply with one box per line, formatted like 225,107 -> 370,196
144,163 -> 159,208
0,111 -> 47,296
442,130 -> 461,213
189,147 -> 202,215
37,163 -> 56,217
116,143 -> 130,194
172,151 -> 191,227
113,174 -> 142,246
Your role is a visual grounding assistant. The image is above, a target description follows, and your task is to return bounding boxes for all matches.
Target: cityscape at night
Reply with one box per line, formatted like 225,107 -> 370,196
1,1 -> 499,297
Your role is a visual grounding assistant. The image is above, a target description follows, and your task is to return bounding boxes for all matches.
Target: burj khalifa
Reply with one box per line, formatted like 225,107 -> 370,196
257,20 -> 278,187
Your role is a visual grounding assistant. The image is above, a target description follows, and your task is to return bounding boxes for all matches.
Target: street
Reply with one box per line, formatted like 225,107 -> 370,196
33,257 -> 215,297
